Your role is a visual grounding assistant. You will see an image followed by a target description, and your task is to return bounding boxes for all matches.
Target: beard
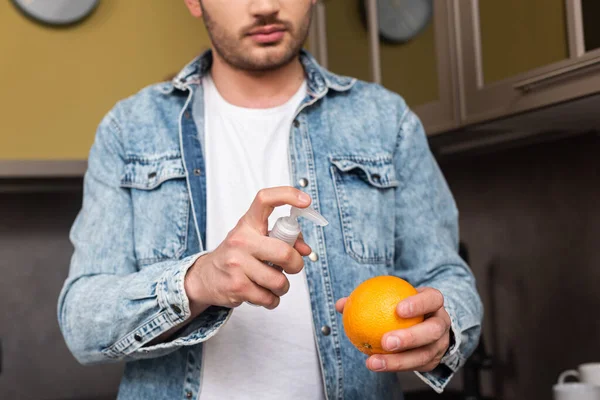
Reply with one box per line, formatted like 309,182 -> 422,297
200,4 -> 312,72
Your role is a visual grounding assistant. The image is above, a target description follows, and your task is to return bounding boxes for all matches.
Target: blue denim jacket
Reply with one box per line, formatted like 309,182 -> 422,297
58,50 -> 482,400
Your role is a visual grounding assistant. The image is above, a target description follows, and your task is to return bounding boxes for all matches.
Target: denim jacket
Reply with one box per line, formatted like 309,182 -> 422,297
58,50 -> 482,400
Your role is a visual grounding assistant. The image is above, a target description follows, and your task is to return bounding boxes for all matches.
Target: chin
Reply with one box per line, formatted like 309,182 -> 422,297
255,44 -> 297,63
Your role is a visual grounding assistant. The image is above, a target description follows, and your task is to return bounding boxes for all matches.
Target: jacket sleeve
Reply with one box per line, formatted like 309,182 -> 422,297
391,107 -> 483,393
57,109 -> 231,365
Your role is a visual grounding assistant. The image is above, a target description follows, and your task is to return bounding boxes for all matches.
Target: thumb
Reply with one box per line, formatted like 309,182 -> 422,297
335,297 -> 348,314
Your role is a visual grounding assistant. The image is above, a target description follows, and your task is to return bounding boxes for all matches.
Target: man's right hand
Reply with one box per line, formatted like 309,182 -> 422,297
184,187 -> 313,315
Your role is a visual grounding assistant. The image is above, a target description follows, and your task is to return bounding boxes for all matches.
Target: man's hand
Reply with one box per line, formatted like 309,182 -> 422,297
184,187 -> 313,315
336,287 -> 451,373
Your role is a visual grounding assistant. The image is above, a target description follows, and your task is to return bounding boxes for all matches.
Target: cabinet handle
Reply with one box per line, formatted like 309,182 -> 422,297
513,56 -> 600,93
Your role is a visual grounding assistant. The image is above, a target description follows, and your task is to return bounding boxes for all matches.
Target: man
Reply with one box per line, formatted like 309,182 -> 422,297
58,1 -> 483,399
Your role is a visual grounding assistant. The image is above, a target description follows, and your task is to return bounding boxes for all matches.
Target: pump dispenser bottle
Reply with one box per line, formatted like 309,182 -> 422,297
245,206 -> 328,305
269,206 -> 328,246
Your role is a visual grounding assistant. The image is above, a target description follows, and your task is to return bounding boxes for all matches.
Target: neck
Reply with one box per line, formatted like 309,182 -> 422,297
209,50 -> 305,109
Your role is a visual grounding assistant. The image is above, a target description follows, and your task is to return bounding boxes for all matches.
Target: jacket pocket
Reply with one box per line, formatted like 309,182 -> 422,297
330,155 -> 398,264
120,157 -> 189,266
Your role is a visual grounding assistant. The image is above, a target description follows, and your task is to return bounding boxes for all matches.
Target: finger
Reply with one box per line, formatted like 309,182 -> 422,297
294,232 -> 312,256
265,230 -> 311,256
397,287 -> 444,319
253,235 -> 306,275
245,187 -> 312,231
366,341 -> 443,372
242,257 -> 290,297
335,297 -> 348,313
381,315 -> 449,352
240,278 -> 281,310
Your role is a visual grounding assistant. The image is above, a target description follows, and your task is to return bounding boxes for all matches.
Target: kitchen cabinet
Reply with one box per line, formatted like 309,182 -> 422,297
326,0 -> 459,135
456,0 -> 600,126
382,0 -> 459,134
322,0 -> 600,149
581,0 -> 600,53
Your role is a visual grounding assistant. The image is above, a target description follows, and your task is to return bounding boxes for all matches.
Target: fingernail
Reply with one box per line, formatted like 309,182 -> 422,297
385,336 -> 400,351
398,301 -> 411,317
371,357 -> 386,371
298,192 -> 310,203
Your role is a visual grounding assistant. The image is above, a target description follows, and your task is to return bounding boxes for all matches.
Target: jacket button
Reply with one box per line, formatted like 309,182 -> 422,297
293,119 -> 300,128
134,333 -> 142,342
298,178 -> 308,187
184,111 -> 191,119
171,304 -> 182,315
321,325 -> 331,336
308,252 -> 319,262
186,391 -> 193,398
193,168 -> 202,176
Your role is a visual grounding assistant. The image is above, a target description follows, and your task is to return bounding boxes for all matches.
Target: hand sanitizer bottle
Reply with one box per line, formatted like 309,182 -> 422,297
269,206 -> 328,246
262,206 -> 328,273
246,207 -> 328,305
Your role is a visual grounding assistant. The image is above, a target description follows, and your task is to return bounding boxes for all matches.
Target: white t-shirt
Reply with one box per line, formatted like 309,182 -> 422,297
198,74 -> 326,400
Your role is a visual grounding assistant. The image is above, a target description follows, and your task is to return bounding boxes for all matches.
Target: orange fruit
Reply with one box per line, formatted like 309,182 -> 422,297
342,275 -> 423,355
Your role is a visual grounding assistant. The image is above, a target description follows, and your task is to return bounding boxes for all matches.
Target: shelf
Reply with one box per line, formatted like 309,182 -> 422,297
0,160 -> 86,178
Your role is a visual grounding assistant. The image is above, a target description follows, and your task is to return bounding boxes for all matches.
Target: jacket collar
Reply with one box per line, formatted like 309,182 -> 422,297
168,49 -> 356,96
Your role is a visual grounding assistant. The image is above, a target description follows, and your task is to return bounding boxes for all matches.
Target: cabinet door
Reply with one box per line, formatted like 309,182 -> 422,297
326,0 -> 459,135
579,0 -> 600,54
458,0 -> 600,125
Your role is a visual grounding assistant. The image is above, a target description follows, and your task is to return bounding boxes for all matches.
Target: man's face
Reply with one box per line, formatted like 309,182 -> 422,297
186,0 -> 315,72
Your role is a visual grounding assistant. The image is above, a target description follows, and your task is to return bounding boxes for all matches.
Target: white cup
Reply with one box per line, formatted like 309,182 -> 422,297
553,382 -> 600,400
559,363 -> 600,386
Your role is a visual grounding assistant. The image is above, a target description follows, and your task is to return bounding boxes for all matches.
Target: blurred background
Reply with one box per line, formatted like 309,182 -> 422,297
1,1 -> 600,399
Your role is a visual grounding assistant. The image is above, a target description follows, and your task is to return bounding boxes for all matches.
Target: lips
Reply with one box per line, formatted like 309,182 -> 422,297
247,24 -> 287,44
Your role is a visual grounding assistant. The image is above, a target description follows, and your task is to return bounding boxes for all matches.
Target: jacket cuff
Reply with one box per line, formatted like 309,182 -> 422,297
413,303 -> 465,393
101,252 -> 232,360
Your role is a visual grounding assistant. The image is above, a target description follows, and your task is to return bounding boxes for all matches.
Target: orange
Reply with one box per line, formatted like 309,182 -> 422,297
342,275 -> 423,355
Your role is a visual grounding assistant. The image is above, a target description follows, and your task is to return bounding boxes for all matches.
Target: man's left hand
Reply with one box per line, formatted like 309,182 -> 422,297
335,287 -> 451,373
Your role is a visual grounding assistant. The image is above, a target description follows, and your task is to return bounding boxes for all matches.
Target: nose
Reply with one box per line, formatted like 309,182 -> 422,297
249,0 -> 281,18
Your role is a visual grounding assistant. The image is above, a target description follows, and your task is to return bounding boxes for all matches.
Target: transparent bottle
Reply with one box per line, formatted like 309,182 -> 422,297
269,206 -> 329,246
246,206 -> 328,306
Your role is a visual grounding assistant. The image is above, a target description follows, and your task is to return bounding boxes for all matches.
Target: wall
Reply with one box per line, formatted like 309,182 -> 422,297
0,188 -> 123,400
0,1 -> 209,160
400,132 -> 600,398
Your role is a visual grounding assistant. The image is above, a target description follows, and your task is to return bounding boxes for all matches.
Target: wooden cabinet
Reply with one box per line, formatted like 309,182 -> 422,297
456,0 -> 600,126
580,0 -> 600,53
326,0 -> 459,134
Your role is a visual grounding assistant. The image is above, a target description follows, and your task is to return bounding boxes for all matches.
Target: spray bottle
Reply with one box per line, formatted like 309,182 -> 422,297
265,206 -> 328,271
270,206 -> 328,245
246,207 -> 328,306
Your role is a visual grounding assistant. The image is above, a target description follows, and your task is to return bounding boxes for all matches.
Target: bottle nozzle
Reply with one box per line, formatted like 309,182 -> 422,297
290,206 -> 328,226
269,206 -> 328,247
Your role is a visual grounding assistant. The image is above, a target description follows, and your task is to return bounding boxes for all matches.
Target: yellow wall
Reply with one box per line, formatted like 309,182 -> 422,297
479,0 -> 568,84
326,0 -> 439,108
0,1 -> 209,160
